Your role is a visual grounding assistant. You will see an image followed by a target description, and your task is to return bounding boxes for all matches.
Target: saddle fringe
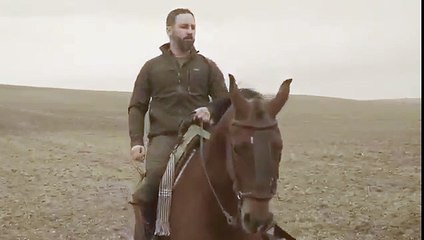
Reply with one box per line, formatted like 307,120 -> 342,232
154,153 -> 175,236
154,125 -> 210,236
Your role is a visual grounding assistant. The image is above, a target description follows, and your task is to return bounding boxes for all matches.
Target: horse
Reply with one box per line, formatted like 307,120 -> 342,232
161,74 -> 295,240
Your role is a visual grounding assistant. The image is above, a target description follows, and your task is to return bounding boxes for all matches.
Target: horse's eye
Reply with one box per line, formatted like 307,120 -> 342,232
233,145 -> 243,155
233,143 -> 249,156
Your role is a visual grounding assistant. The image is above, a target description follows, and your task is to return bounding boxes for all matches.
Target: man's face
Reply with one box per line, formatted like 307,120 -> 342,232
168,13 -> 196,52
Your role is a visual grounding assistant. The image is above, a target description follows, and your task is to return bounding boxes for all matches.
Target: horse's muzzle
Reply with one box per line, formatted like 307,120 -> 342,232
240,198 -> 274,233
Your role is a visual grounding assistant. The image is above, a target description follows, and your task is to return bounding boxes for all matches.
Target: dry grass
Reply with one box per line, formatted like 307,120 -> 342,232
0,84 -> 420,239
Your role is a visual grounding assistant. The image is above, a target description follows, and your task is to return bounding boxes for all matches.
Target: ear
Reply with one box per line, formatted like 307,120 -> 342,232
229,74 -> 249,120
166,26 -> 172,37
228,74 -> 238,93
268,79 -> 292,118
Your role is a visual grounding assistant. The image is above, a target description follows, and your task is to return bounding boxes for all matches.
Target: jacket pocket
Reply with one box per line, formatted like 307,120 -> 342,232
150,67 -> 178,97
188,67 -> 208,96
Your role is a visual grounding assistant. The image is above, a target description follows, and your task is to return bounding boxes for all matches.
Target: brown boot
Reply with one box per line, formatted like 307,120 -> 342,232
142,200 -> 157,240
130,201 -> 156,240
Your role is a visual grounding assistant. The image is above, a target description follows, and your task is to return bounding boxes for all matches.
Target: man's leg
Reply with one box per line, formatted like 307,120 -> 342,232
131,135 -> 178,240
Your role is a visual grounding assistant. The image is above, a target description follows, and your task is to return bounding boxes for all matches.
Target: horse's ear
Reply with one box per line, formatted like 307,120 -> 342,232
229,74 -> 249,120
268,79 -> 292,117
228,74 -> 238,92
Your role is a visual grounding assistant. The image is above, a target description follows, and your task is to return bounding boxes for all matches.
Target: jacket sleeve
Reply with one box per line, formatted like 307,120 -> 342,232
128,61 -> 151,147
207,59 -> 229,100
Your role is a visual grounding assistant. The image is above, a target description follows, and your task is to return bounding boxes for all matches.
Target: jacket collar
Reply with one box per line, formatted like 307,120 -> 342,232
159,43 -> 199,58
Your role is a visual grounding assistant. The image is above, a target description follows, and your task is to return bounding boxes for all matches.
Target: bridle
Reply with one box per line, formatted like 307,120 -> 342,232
198,120 -> 278,227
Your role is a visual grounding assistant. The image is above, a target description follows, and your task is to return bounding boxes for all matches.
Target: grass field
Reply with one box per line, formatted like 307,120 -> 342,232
0,84 -> 420,240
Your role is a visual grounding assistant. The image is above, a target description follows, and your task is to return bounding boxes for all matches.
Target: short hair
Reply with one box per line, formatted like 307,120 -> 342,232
166,8 -> 194,27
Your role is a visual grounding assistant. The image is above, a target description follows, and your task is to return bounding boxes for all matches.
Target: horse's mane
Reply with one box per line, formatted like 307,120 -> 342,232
210,88 -> 263,124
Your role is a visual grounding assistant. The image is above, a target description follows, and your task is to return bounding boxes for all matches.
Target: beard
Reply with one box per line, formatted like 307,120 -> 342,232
172,34 -> 195,52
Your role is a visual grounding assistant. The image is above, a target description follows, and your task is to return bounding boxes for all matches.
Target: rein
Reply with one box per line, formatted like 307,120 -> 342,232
199,121 -> 238,226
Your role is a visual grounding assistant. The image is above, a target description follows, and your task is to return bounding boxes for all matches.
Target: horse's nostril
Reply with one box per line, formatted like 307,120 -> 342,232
243,213 -> 251,223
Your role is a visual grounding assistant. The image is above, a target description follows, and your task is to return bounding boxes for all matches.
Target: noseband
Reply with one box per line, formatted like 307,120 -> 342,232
198,120 -> 278,227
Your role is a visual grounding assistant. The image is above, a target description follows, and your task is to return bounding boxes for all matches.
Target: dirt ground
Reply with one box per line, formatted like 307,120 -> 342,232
0,85 -> 421,240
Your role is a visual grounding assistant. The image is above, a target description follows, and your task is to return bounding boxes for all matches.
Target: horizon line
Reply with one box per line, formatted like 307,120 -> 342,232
0,83 -> 421,102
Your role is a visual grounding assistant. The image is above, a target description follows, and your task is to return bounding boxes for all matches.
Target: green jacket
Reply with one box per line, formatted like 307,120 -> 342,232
128,43 -> 228,146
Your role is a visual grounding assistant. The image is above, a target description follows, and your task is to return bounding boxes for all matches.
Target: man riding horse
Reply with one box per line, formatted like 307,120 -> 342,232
128,8 -> 296,240
128,8 -> 228,240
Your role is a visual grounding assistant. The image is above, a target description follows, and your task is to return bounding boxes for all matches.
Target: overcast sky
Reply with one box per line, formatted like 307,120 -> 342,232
0,0 -> 421,99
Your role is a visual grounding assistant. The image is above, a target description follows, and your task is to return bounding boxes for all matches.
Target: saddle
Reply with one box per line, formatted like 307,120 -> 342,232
154,121 -> 211,236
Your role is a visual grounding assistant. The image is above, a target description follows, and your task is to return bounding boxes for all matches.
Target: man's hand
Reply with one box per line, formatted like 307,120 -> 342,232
192,107 -> 211,123
130,145 -> 146,162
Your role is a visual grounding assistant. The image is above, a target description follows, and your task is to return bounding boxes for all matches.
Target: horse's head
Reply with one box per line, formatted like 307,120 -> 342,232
226,74 -> 292,234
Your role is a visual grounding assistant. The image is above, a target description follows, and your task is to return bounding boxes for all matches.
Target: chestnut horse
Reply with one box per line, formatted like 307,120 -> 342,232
162,75 -> 295,240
